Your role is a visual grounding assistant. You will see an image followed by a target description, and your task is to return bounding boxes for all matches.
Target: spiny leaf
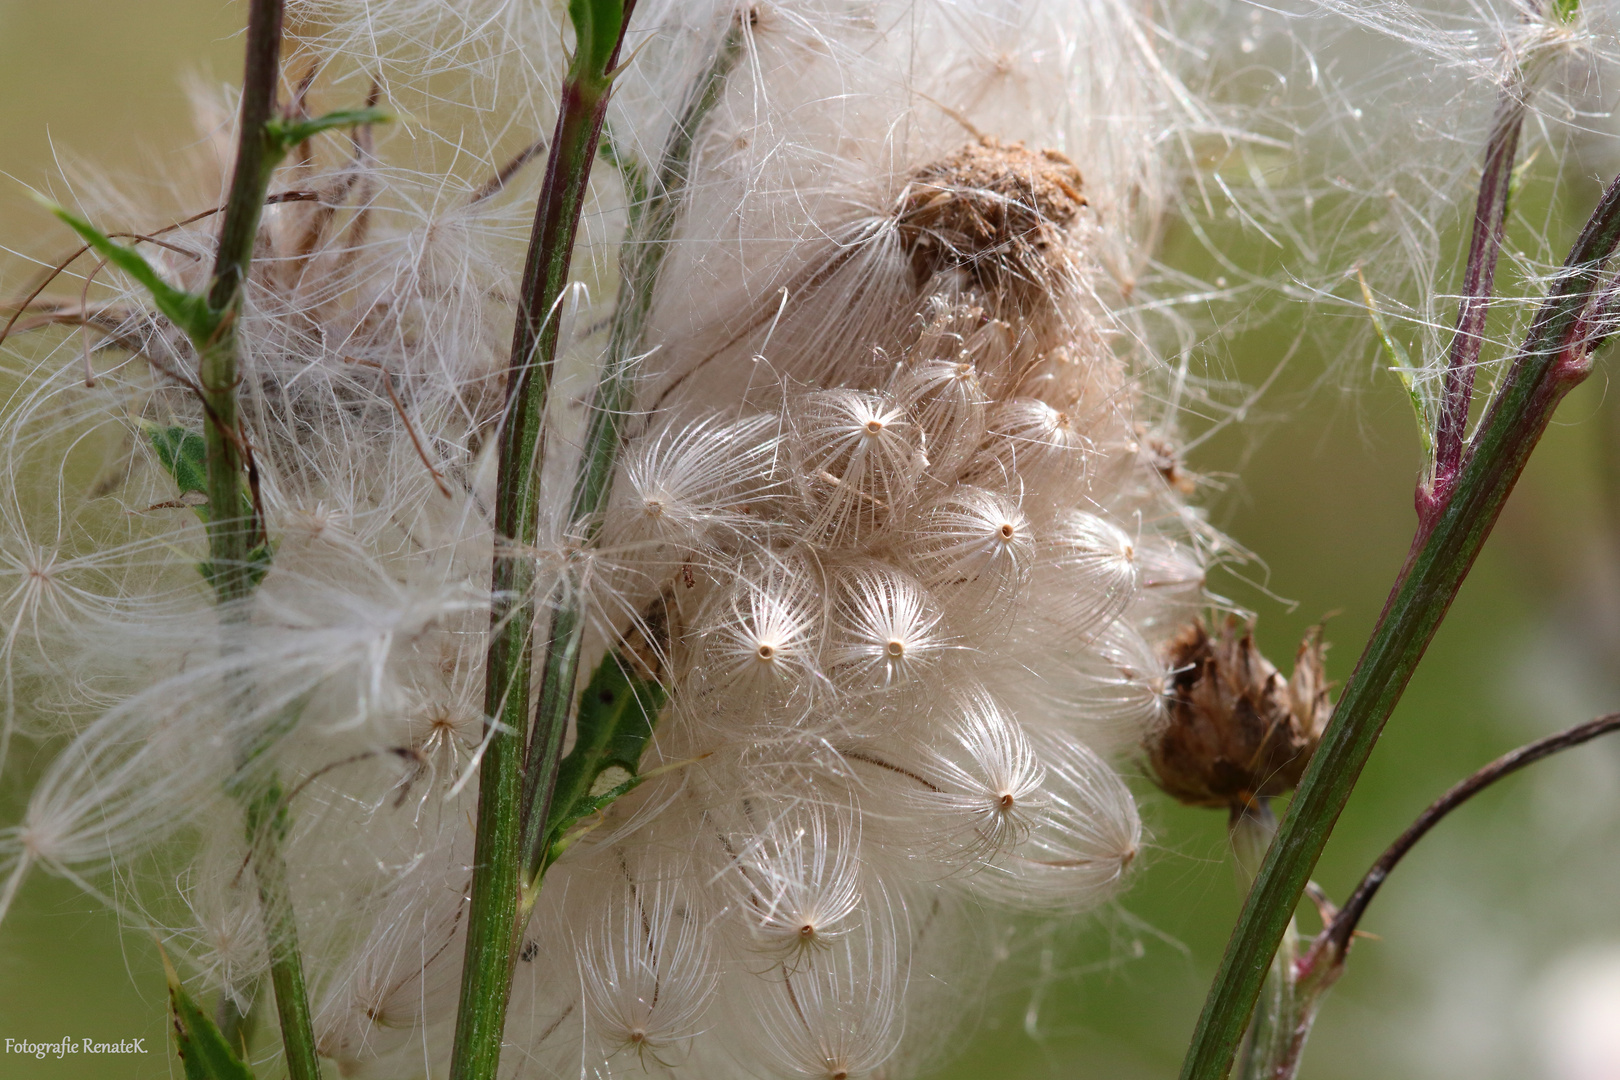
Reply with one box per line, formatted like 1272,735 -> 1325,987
266,107 -> 391,152
1358,269 -> 1435,458
41,199 -> 218,343
1553,0 -> 1581,24
163,947 -> 256,1080
541,648 -> 665,869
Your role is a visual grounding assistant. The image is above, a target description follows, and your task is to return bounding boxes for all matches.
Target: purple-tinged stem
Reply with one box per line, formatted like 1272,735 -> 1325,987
1426,91 -> 1527,522
1238,711 -> 1620,1080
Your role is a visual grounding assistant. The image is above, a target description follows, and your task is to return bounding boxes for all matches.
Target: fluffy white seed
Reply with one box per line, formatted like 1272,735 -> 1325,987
973,397 -> 1093,513
606,412 -> 788,555
827,562 -> 949,694
903,688 -> 1048,869
753,916 -> 904,1080
789,390 -> 927,543
891,350 -> 991,484
581,872 -> 720,1068
969,730 -> 1141,913
719,802 -> 865,965
1029,510 -> 1140,641
685,554 -> 827,726
901,486 -> 1034,616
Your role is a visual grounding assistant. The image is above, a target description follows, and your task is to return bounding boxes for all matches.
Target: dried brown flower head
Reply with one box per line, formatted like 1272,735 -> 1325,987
897,137 -> 1086,294
1146,617 -> 1332,811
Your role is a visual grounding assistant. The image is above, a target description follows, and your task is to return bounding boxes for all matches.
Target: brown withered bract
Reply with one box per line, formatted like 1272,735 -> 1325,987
1146,617 -> 1332,811
896,137 -> 1085,296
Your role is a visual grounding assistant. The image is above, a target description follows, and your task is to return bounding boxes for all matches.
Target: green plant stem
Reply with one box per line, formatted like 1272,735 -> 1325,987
1234,926 -> 1298,1080
200,4 -> 321,1079
1228,804 -> 1289,1080
518,16 -> 746,897
1178,171 -> 1620,1080
240,779 -> 316,1079
202,0 -> 283,605
44,17 -> 380,1078
450,5 -> 635,1080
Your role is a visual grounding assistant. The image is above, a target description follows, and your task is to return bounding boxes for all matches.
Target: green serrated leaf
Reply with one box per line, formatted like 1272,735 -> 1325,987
142,420 -> 256,520
267,107 -> 391,151
144,423 -> 210,502
541,649 -> 664,868
164,949 -> 256,1080
141,421 -> 272,586
39,199 -> 219,343
1358,270 -> 1435,458
1553,0 -> 1581,24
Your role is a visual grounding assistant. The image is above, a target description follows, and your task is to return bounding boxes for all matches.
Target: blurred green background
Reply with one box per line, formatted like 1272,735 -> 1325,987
3,1 -> 1619,1078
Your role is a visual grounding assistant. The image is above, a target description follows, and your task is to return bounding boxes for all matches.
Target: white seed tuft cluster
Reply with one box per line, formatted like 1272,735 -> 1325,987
0,2 -> 1233,1077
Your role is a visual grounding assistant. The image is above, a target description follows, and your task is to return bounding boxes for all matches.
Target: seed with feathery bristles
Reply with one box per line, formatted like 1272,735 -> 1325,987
1028,510 -> 1140,641
606,412 -> 787,555
754,916 -> 902,1080
971,397 -> 1093,510
969,730 -> 1141,913
891,688 -> 1049,868
827,562 -> 949,693
686,554 -> 825,724
314,851 -> 467,1066
789,389 -> 927,543
989,620 -> 1174,756
892,351 -> 991,484
720,803 -> 865,964
581,872 -> 719,1067
900,485 -> 1033,613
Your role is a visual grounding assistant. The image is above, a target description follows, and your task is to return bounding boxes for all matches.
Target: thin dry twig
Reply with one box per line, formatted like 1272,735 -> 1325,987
343,355 -> 454,498
1313,710 -> 1620,965
469,137 -> 549,205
